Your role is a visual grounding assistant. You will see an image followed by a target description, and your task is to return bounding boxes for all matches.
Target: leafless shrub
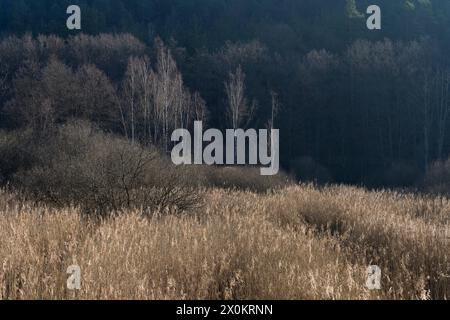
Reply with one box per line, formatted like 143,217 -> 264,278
14,121 -> 202,216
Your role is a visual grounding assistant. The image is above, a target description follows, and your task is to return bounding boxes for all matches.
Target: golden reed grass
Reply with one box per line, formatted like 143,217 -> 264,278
0,185 -> 449,300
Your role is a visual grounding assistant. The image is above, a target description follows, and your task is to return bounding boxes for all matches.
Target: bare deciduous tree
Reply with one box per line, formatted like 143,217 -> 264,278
192,92 -> 208,123
225,65 -> 256,129
121,39 -> 207,151
6,58 -> 74,132
122,57 -> 139,143
152,38 -> 183,151
75,64 -> 120,128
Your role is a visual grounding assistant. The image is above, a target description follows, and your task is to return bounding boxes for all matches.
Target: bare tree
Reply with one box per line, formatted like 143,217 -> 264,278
121,56 -> 154,143
6,58 -> 75,132
122,57 -> 139,143
151,38 -> 207,151
192,92 -> 208,123
225,65 -> 256,129
120,40 -> 207,151
151,38 -> 182,151
136,57 -> 154,142
75,64 -> 120,129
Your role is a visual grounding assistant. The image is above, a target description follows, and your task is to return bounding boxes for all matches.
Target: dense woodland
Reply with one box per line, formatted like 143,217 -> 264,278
1,0 -> 450,187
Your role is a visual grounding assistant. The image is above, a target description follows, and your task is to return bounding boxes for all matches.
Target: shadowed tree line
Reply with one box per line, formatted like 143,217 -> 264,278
1,0 -> 450,187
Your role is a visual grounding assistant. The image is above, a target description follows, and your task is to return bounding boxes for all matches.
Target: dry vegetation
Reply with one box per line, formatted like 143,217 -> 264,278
0,183 -> 449,300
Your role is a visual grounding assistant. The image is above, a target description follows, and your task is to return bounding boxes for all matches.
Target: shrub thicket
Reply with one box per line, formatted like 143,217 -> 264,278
13,121 -> 202,216
1,121 -> 291,215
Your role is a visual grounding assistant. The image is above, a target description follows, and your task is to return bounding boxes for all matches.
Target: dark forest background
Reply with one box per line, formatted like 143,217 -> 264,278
1,0 -> 450,188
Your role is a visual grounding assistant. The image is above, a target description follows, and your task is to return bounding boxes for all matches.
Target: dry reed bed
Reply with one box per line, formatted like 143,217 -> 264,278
264,185 -> 450,299
0,185 -> 449,300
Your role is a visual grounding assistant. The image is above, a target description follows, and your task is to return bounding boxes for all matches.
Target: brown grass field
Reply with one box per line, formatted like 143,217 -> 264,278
0,184 -> 449,300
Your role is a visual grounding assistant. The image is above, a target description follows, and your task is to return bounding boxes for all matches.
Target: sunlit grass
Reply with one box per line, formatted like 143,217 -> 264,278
0,185 -> 449,300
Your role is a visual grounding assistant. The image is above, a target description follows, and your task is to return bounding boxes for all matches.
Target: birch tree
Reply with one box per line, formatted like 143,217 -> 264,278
151,39 -> 206,151
122,58 -> 139,143
121,39 -> 207,151
121,56 -> 154,144
225,65 -> 256,129
151,39 -> 181,151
